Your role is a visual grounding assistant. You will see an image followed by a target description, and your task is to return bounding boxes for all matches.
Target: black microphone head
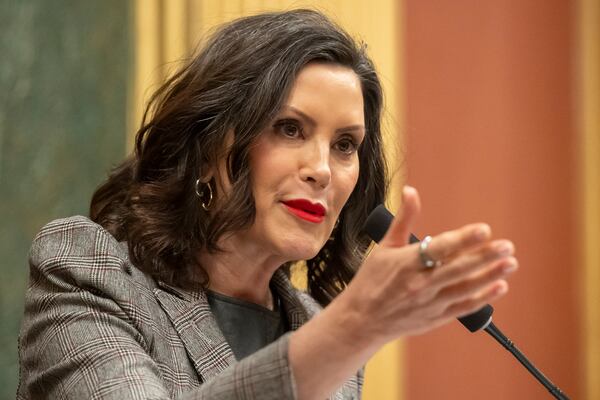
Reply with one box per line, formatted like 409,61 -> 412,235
458,304 -> 494,332
364,204 -> 394,243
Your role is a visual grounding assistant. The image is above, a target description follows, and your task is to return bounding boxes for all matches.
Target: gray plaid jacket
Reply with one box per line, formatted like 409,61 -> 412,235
17,216 -> 363,399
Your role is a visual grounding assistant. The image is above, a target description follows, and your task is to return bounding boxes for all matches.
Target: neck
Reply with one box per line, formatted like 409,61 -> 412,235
198,233 -> 285,310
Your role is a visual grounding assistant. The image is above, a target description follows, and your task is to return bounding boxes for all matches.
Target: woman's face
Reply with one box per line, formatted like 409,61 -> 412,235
243,62 -> 365,262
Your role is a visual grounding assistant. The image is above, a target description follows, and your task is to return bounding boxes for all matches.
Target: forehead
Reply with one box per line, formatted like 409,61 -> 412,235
296,62 -> 360,85
284,63 -> 365,123
290,62 -> 362,97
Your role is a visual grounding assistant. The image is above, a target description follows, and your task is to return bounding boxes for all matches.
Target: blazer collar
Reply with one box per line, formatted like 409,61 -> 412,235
154,281 -> 235,381
153,267 -> 310,381
270,268 -> 310,330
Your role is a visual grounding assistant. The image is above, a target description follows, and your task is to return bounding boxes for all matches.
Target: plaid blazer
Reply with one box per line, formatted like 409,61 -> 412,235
17,216 -> 363,399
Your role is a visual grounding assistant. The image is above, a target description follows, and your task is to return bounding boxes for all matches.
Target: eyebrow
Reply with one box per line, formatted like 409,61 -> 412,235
283,105 -> 365,134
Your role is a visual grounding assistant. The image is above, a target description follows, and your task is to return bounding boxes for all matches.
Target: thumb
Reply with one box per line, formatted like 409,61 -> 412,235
380,186 -> 421,247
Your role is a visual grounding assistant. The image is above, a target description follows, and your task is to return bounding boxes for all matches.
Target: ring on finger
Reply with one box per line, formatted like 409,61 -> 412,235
419,235 -> 442,269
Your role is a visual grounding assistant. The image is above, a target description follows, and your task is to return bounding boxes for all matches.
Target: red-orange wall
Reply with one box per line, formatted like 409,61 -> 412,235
403,1 -> 582,398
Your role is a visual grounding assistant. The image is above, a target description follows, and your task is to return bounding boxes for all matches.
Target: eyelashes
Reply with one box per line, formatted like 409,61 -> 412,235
334,137 -> 359,154
273,119 -> 303,138
272,118 -> 361,155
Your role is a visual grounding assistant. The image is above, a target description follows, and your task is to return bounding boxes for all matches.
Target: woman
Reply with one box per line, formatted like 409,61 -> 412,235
17,9 -> 517,400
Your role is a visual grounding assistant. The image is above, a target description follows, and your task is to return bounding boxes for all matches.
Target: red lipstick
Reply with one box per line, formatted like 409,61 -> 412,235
282,199 -> 326,223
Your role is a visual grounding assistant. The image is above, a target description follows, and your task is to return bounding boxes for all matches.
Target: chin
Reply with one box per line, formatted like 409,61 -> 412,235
277,236 -> 325,262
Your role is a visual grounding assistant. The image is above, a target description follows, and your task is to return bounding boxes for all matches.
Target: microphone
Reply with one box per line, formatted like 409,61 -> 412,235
363,204 -> 570,399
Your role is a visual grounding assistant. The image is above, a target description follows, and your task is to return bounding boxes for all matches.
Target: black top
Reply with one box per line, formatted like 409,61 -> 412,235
206,289 -> 288,360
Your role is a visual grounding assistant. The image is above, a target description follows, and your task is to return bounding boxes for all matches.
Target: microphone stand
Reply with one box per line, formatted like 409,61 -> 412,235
483,322 -> 570,400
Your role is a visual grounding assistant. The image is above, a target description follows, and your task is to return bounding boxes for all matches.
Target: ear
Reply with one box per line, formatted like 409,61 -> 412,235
197,152 -> 219,183
197,170 -> 213,184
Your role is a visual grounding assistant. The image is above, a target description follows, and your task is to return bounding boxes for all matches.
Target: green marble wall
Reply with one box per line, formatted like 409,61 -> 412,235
0,1 -> 131,397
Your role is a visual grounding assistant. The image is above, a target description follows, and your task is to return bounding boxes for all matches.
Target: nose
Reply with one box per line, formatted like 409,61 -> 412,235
299,139 -> 331,188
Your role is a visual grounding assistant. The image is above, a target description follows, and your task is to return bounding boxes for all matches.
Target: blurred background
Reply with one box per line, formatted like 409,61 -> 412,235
1,1 -> 598,399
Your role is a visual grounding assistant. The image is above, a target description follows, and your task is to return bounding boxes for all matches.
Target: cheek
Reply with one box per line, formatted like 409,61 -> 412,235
249,149 -> 291,210
334,162 -> 360,208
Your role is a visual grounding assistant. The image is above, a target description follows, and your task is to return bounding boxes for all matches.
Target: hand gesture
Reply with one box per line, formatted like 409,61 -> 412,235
341,186 -> 518,343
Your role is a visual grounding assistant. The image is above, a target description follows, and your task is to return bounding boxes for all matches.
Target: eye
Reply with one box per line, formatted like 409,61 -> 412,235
334,136 -> 359,155
273,119 -> 303,138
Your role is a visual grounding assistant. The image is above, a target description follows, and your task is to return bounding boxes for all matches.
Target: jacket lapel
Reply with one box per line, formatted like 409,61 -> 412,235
271,270 -> 362,400
270,269 -> 310,330
152,268 -> 357,396
153,281 -> 236,382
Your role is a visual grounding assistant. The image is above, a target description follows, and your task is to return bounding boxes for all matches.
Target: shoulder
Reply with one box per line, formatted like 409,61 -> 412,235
30,215 -> 127,263
27,215 -> 143,291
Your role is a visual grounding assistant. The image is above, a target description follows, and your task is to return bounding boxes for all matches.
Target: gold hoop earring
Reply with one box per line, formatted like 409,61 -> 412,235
195,179 -> 213,211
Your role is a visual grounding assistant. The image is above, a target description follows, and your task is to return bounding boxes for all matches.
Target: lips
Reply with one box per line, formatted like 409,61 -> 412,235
282,199 -> 326,223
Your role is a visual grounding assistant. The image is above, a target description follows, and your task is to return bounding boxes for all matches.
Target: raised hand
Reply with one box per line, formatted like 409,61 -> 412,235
340,186 -> 517,343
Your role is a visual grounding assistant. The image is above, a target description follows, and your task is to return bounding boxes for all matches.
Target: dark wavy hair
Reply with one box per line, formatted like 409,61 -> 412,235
90,9 -> 388,306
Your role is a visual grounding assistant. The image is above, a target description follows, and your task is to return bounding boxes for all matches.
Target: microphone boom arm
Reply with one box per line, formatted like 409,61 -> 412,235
484,322 -> 570,400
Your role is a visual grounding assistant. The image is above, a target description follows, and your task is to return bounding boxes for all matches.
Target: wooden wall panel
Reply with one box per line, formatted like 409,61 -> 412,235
404,1 -> 581,398
578,0 -> 600,398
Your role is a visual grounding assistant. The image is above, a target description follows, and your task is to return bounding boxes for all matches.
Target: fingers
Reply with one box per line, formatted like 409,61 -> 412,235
440,279 -> 509,322
436,256 -> 518,306
421,239 -> 516,324
380,224 -> 507,280
423,222 -> 492,263
380,186 -> 421,247
430,239 -> 515,290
